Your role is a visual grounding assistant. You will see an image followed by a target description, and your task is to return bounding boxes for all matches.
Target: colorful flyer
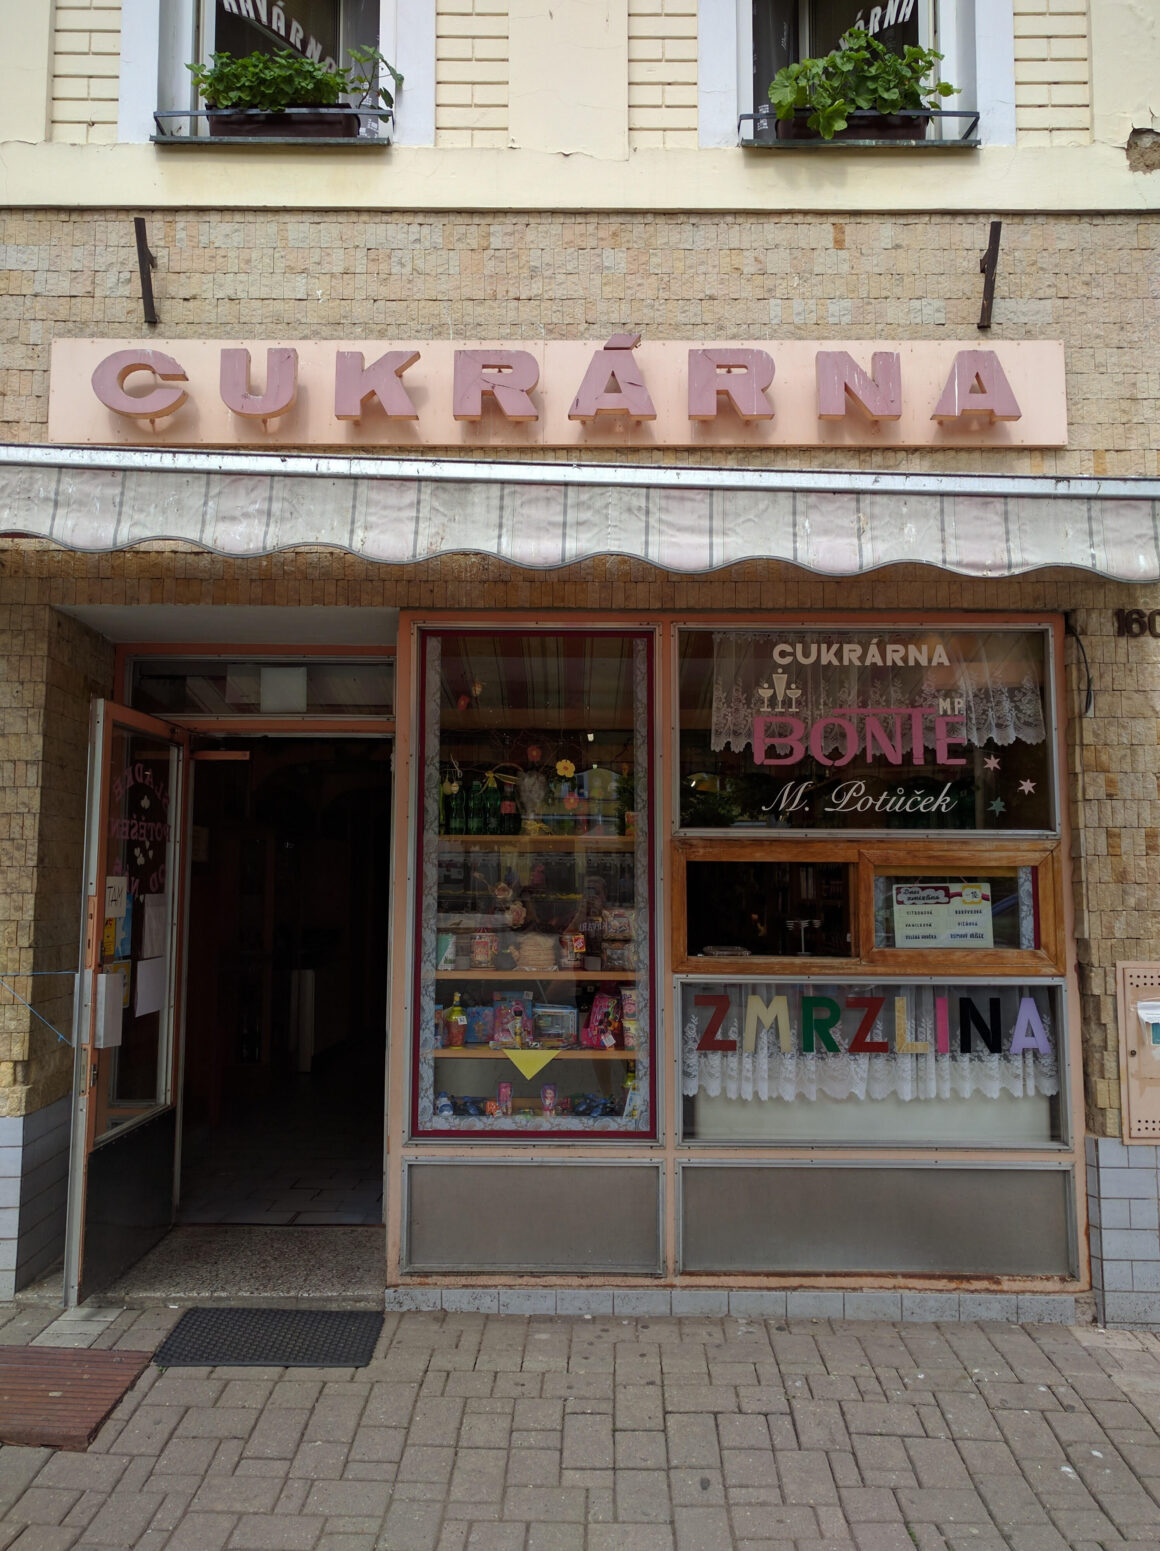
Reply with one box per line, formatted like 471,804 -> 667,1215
892,882 -> 994,949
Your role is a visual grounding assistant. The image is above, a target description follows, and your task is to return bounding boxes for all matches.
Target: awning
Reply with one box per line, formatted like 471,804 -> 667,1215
2,448 -> 1159,580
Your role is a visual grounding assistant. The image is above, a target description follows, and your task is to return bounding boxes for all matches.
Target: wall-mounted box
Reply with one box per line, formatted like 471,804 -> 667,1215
1116,963 -> 1160,1141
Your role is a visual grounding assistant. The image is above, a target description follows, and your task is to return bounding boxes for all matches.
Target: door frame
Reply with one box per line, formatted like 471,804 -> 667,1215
64,700 -> 191,1306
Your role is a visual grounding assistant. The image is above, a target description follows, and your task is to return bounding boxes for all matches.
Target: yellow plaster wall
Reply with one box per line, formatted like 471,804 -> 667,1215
436,0 -> 510,147
628,0 -> 698,150
50,0 -> 121,145
1015,0 -> 1092,145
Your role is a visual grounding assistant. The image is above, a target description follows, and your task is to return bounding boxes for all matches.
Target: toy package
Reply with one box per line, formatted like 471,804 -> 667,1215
601,907 -> 634,941
492,990 -> 535,1045
581,991 -> 621,1049
465,1005 -> 494,1045
533,1004 -> 578,1046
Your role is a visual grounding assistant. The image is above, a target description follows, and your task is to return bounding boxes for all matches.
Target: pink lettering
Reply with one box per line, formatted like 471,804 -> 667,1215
933,715 -> 967,766
753,715 -> 805,765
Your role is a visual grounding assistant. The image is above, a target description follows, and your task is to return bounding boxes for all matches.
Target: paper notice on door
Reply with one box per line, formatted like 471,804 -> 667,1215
141,893 -> 167,959
134,955 -> 166,1017
104,874 -> 127,920
94,971 -> 124,1048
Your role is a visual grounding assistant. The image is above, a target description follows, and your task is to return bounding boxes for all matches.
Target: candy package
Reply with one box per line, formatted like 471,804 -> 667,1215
601,941 -> 635,971
601,907 -> 634,941
533,1004 -> 578,1045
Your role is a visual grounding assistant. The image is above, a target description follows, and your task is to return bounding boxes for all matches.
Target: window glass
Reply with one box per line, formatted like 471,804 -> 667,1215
685,861 -> 852,958
215,1 -> 340,68
678,627 -> 1054,832
96,729 -> 180,1137
414,632 -> 653,1137
874,869 -> 1038,951
680,978 -> 1064,1144
131,660 -> 393,718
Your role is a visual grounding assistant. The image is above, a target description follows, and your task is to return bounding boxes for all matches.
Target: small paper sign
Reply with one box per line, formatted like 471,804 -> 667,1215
504,1049 -> 559,1081
104,874 -> 127,920
892,882 -> 994,949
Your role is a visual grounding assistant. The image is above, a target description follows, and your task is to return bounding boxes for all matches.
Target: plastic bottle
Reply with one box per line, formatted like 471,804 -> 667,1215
483,772 -> 503,835
446,993 -> 467,1047
467,780 -> 485,835
447,784 -> 466,835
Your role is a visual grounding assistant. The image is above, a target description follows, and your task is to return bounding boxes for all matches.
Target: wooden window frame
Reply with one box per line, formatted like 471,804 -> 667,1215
673,837 -> 1064,978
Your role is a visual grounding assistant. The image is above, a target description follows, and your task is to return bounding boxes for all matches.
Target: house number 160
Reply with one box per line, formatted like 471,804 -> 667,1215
1114,609 -> 1160,638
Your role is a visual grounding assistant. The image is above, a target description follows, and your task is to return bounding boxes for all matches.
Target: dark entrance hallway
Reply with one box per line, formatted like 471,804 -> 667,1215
179,738 -> 390,1227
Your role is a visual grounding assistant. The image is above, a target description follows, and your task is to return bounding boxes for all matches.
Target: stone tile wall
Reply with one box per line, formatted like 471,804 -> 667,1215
1,209 -> 1158,478
1087,1137 -> 1160,1327
0,1093 -> 71,1297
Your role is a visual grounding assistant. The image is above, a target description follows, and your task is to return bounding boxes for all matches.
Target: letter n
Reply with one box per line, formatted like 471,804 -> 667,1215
959,995 -> 1003,1054
816,351 -> 901,421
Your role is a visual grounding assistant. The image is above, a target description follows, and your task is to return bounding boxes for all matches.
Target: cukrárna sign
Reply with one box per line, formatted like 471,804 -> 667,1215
49,336 -> 1068,450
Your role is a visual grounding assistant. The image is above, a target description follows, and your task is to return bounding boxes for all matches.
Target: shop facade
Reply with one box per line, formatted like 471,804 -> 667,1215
3,0 -> 1160,1316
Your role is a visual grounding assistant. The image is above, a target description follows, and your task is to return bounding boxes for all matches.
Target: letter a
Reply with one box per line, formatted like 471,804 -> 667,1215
931,351 -> 1022,423
569,333 -> 656,421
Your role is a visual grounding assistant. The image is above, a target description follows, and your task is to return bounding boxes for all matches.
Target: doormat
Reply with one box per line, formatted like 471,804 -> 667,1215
0,1346 -> 152,1450
154,1307 -> 384,1368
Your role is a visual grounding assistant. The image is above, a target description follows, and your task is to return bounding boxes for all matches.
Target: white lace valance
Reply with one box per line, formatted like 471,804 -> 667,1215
682,981 -> 1060,1103
710,630 -> 1048,757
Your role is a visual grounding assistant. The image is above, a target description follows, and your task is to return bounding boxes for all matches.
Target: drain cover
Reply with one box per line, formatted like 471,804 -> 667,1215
154,1307 -> 383,1368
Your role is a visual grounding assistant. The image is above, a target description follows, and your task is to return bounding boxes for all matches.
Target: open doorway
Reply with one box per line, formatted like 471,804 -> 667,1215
179,737 -> 390,1226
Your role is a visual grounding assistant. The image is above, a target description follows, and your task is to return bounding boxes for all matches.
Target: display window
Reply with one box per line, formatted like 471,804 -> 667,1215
680,977 -> 1067,1146
678,626 -> 1056,833
412,630 -> 654,1137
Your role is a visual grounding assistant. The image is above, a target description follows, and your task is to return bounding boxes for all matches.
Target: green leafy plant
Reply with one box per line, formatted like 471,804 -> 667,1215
188,45 -> 402,115
767,27 -> 956,140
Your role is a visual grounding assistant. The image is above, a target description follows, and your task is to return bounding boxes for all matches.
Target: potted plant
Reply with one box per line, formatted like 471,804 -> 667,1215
765,27 -> 956,142
187,45 -> 402,139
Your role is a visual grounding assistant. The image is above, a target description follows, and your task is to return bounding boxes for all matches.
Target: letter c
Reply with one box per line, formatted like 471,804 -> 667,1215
91,350 -> 188,420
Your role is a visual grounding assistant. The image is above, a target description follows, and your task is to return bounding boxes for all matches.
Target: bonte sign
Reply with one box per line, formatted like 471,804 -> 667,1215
49,337 -> 1068,450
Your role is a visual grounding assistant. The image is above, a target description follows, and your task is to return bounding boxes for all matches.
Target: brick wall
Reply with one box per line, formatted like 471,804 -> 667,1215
628,0 -> 698,149
50,0 -> 121,145
1,209 -> 1158,478
1014,0 -> 1092,145
0,603 -> 114,1121
436,0 -> 509,146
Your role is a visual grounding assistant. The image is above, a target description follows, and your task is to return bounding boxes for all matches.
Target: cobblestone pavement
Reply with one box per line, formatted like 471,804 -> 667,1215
3,1303 -> 1160,1549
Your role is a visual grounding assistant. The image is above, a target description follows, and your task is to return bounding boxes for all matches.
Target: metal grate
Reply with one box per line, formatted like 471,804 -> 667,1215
0,1347 -> 151,1450
154,1308 -> 384,1369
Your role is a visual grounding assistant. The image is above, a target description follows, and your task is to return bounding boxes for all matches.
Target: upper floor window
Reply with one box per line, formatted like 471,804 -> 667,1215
207,0 -> 378,75
700,0 -> 1011,148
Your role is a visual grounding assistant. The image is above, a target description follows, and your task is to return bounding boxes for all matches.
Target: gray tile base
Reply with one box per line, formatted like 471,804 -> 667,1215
384,1285 -> 1080,1322
1088,1135 -> 1160,1326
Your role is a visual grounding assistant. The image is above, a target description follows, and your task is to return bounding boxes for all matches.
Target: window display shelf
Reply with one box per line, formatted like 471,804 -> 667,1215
438,834 -> 633,851
427,1048 -> 634,1060
435,969 -> 637,982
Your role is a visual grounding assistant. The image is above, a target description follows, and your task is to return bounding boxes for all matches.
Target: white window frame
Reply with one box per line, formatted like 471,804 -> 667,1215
699,0 -> 1015,148
119,0 -> 435,145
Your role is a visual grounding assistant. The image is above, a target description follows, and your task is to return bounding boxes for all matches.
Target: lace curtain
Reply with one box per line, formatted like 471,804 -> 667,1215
681,982 -> 1060,1103
710,630 -> 1048,757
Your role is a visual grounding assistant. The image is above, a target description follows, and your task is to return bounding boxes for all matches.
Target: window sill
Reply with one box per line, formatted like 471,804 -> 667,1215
151,135 -> 392,148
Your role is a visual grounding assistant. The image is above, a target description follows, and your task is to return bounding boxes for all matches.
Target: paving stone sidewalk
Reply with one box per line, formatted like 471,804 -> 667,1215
2,1302 -> 1160,1550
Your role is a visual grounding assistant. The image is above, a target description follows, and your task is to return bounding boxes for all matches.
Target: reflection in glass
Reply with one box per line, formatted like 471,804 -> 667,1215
678,628 -> 1054,832
874,870 -> 1037,951
685,861 -> 851,958
131,660 -> 394,718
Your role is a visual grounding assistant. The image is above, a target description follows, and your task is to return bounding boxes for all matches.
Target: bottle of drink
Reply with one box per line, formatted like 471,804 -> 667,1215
467,780 -> 485,835
446,993 -> 467,1047
447,784 -> 466,835
483,772 -> 503,835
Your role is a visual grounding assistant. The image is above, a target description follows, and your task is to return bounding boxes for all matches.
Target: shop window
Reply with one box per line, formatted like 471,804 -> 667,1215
677,626 -> 1056,834
680,977 -> 1067,1145
413,630 -> 654,1139
684,859 -> 853,960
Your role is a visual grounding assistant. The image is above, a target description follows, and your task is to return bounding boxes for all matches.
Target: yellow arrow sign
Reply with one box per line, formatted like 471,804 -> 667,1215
504,1049 -> 560,1081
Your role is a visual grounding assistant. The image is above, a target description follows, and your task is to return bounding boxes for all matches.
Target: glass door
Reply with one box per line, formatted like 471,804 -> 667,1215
64,703 -> 189,1305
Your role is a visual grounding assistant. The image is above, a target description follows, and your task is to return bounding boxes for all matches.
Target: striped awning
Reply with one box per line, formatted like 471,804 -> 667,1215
2,449 -> 1159,580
